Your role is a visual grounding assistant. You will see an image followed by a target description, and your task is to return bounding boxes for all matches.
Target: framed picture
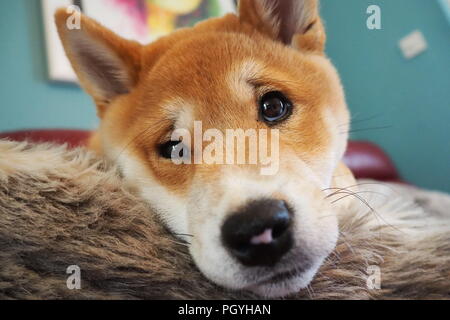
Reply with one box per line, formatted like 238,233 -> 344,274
41,0 -> 237,82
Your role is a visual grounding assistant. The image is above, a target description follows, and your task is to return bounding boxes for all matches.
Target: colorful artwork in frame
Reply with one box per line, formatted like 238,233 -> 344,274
42,0 -> 236,82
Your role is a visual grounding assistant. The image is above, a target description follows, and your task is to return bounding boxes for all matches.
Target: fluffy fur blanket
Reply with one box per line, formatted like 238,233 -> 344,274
0,140 -> 449,300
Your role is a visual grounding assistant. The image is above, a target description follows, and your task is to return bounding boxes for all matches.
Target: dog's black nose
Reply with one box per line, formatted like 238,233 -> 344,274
221,199 -> 293,267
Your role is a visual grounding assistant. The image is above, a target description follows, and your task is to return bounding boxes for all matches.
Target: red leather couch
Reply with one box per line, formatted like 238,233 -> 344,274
0,129 -> 402,182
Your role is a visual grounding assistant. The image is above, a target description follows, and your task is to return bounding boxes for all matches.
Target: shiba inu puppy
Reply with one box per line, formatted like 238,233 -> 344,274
55,0 -> 354,298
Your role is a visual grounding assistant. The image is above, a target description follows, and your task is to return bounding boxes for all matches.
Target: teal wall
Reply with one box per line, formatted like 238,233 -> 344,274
0,0 -> 449,193
320,0 -> 450,193
0,0 -> 97,132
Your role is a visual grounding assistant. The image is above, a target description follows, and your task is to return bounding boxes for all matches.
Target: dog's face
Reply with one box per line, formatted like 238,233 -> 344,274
56,0 -> 351,298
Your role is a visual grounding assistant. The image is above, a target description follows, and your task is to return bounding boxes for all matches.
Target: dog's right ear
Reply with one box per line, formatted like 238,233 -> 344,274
54,9 -> 142,117
238,0 -> 325,53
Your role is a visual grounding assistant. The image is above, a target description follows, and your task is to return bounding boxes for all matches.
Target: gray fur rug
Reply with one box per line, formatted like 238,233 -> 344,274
0,140 -> 449,299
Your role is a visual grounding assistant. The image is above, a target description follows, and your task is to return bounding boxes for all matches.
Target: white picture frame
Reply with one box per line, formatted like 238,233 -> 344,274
41,0 -> 236,83
42,0 -> 77,82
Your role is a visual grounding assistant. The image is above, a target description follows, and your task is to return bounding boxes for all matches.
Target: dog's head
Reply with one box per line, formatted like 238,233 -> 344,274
56,0 -> 351,298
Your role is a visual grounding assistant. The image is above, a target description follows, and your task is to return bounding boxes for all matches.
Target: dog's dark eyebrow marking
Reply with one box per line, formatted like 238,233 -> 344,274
246,78 -> 267,89
247,77 -> 298,92
110,117 -> 176,164
161,124 -> 177,143
304,20 -> 316,33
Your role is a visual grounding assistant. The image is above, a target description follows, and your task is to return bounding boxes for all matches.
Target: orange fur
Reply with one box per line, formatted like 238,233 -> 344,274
55,0 -> 355,297
55,6 -> 351,192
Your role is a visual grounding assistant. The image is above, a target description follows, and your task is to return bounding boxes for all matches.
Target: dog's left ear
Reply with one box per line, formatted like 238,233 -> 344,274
238,0 -> 325,53
54,9 -> 142,117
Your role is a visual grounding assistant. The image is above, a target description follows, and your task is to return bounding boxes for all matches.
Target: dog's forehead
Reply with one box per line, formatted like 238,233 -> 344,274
140,34 -> 259,124
155,62 -> 267,133
138,29 -> 336,131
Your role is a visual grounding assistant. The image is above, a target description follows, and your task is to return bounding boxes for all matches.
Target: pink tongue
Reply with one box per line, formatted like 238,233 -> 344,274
250,229 -> 273,245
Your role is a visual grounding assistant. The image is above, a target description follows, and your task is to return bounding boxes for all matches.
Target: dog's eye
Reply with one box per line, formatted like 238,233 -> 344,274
260,91 -> 292,124
158,141 -> 184,160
